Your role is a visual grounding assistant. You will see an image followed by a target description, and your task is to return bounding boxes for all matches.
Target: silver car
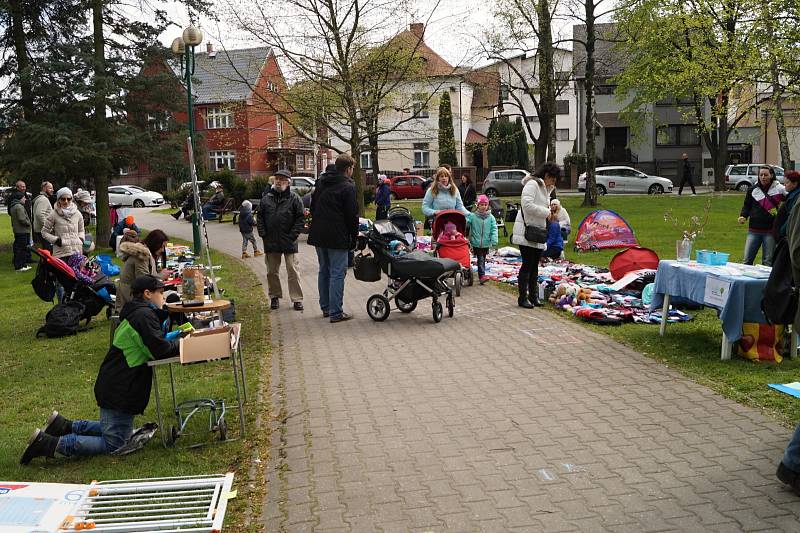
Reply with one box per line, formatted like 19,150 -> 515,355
481,169 -> 531,197
290,176 -> 315,197
578,166 -> 673,195
725,164 -> 784,191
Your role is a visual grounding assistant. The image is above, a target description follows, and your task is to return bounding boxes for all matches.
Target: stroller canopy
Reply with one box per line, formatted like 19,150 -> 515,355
609,247 -> 659,280
431,210 -> 467,239
574,209 -> 638,252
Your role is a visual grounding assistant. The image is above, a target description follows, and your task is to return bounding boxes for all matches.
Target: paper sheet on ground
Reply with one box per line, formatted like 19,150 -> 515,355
769,382 -> 800,399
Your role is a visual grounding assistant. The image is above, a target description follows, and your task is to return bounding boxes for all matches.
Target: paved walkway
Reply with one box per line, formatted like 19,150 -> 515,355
137,210 -> 800,532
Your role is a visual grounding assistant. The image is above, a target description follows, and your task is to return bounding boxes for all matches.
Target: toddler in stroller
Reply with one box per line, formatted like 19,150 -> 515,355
357,220 -> 460,323
386,206 -> 417,250
432,210 -> 473,295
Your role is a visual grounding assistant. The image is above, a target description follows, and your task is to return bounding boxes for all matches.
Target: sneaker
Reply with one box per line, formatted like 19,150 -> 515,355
777,462 -> 800,493
270,298 -> 280,310
330,312 -> 352,323
242,252 -> 250,259
254,251 -> 264,257
43,411 -> 72,437
20,429 -> 58,465
479,275 -> 488,285
16,266 -> 31,272
293,302 -> 304,311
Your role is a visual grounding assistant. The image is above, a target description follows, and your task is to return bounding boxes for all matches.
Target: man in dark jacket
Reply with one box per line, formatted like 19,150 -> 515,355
308,154 -> 358,322
9,191 -> 32,271
20,275 -> 180,464
258,169 -> 305,311
677,153 -> 696,195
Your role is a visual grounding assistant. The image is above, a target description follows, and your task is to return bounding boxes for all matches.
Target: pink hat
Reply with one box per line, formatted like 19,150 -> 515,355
444,222 -> 457,233
477,194 -> 490,205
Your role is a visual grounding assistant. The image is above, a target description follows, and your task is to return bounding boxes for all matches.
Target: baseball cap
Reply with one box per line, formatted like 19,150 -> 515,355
131,274 -> 166,294
275,169 -> 291,179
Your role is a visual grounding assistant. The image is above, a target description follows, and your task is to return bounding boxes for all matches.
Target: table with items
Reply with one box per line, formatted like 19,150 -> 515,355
650,260 -> 796,360
148,299 -> 246,447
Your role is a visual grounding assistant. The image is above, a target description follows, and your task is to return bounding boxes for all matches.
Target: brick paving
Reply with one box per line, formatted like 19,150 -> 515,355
137,210 -> 800,532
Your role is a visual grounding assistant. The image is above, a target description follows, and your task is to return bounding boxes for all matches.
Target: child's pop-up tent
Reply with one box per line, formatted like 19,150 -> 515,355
574,209 -> 638,252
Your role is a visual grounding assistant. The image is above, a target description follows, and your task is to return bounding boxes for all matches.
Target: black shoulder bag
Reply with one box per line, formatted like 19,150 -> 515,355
519,203 -> 548,243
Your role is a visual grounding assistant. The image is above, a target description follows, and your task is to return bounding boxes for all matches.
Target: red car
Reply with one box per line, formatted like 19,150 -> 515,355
388,175 -> 426,199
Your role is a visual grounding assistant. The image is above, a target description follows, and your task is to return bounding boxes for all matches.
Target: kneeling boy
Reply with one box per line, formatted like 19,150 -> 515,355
21,275 -> 179,464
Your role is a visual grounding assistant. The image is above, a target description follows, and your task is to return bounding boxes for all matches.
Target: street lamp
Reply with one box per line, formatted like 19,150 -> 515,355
172,24 -> 204,254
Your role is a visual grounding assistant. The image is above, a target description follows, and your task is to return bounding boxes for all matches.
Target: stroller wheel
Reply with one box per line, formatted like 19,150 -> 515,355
367,294 -> 391,322
396,297 -> 417,313
453,271 -> 462,297
432,301 -> 443,323
446,294 -> 455,318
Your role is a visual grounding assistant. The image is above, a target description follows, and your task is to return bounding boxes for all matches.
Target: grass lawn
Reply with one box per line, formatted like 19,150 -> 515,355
0,215 -> 269,529
378,193 -> 800,426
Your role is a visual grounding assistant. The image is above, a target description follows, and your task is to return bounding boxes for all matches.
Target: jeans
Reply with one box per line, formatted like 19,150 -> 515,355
241,231 -> 258,253
474,247 -> 488,277
13,233 -> 31,269
743,231 -> 775,266
315,247 -> 349,317
783,424 -> 800,471
202,205 -> 217,220
56,408 -> 134,457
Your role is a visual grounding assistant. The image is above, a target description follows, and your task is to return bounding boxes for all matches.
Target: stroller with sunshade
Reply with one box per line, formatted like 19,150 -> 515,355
30,247 -> 116,323
432,210 -> 473,295
386,206 -> 418,250
358,220 -> 460,323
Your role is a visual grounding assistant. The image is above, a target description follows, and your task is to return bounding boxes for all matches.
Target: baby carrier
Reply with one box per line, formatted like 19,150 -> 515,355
357,220 -> 460,323
432,210 -> 473,294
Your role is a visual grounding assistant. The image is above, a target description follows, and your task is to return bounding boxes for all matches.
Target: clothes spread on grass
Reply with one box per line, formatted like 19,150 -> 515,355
472,252 -> 693,326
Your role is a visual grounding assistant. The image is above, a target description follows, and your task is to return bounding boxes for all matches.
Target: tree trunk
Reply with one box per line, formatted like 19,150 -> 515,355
9,0 -> 33,120
92,0 -> 110,243
537,0 -> 556,166
581,0 -> 598,207
771,59 -> 792,169
369,129 -> 381,181
349,128 -> 365,217
711,91 -> 730,191
533,138 -> 548,168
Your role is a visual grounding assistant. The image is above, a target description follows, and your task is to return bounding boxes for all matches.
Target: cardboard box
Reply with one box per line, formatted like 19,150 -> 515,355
179,323 -> 240,363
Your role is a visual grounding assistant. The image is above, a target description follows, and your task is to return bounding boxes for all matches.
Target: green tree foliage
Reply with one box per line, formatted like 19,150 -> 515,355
488,118 -> 519,166
438,91 -> 458,167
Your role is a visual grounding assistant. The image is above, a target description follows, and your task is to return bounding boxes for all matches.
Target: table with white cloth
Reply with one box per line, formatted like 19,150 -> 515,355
650,260 -> 796,360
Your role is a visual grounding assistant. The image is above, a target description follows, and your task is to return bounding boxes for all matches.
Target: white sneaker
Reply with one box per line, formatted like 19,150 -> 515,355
16,266 -> 31,272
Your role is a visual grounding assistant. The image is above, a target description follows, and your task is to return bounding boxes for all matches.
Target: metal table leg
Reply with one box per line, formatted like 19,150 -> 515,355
659,294 -> 671,336
237,344 -> 247,403
721,333 -> 734,361
231,345 -> 246,439
152,367 -> 167,448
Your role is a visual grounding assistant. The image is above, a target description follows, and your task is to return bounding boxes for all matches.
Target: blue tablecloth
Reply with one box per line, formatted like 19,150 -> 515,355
650,260 -> 769,342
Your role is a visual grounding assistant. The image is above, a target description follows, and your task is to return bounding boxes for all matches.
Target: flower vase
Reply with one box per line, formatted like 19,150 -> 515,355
676,238 -> 693,262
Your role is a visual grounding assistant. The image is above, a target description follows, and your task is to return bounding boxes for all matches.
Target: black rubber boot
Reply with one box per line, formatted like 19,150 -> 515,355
20,429 -> 58,465
517,278 -> 533,308
43,411 -> 73,437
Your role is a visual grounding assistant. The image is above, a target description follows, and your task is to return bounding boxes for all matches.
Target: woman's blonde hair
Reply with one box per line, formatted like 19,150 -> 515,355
430,167 -> 456,197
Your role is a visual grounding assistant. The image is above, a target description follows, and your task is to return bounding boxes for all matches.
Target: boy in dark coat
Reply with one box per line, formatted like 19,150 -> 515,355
239,200 -> 263,259
20,275 -> 180,464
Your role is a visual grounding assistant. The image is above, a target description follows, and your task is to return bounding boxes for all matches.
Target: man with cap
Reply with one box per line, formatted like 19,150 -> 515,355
20,275 -> 182,464
258,169 -> 306,310
8,185 -> 32,271
308,154 -> 359,322
202,182 -> 225,220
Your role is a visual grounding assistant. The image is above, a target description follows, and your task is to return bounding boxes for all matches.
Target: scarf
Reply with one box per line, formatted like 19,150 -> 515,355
56,203 -> 78,218
751,181 -> 784,215
475,210 -> 490,219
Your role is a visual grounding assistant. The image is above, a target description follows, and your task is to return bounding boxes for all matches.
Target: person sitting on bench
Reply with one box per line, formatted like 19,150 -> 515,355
20,275 -> 180,464
202,182 -> 225,220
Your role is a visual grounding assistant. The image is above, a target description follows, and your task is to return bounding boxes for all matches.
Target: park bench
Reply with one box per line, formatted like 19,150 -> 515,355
209,198 -> 235,223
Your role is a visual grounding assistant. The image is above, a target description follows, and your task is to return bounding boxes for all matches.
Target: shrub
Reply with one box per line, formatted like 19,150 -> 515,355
248,176 -> 271,199
363,188 -> 375,206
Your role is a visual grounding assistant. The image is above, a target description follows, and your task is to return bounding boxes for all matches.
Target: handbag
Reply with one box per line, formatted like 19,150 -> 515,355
519,205 -> 548,243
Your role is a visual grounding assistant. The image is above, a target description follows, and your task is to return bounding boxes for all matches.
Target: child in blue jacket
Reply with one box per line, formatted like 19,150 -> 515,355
466,195 -> 498,284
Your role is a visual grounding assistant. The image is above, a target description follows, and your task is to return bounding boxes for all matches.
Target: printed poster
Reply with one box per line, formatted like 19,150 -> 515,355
703,276 -> 731,307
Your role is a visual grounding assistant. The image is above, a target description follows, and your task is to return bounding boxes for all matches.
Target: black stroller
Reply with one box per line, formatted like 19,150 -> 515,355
387,206 -> 418,250
489,198 -> 508,237
357,220 -> 460,323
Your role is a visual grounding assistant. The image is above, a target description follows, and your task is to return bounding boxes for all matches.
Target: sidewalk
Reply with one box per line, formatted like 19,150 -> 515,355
137,210 -> 800,532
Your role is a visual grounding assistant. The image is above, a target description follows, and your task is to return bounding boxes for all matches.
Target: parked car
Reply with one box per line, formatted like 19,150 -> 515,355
481,169 -> 530,197
290,176 -> 315,197
108,185 -> 165,207
388,175 -> 426,199
578,166 -> 673,195
725,164 -> 785,191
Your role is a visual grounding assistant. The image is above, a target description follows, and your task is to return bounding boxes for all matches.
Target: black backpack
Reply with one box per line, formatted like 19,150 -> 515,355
761,239 -> 798,325
36,301 -> 86,338
31,261 -> 57,302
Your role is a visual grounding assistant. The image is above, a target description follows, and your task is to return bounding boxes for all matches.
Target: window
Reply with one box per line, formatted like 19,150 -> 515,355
413,143 -> 430,168
555,100 -> 570,114
657,95 -> 696,106
657,125 -> 699,146
595,85 -> 617,95
205,107 -> 233,129
109,186 -> 126,194
296,154 -> 305,170
729,166 -> 747,176
209,150 -> 236,171
118,167 -> 129,176
413,94 -> 429,118
555,128 -> 570,141
360,152 -> 372,169
267,80 -> 279,92
276,116 -> 283,138
147,112 -> 170,132
395,178 -> 409,186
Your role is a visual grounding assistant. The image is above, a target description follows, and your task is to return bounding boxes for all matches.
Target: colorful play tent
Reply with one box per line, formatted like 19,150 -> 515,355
574,210 -> 638,252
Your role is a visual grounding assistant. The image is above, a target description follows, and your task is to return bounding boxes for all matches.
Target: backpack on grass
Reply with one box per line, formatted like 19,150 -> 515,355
761,239 -> 798,325
36,301 -> 86,338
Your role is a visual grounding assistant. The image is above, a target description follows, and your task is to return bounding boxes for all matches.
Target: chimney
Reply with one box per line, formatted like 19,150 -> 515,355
409,23 -> 424,39
206,42 -> 213,53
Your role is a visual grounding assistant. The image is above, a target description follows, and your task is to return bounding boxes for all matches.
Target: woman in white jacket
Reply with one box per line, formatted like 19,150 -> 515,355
42,187 -> 85,259
512,163 -> 561,308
